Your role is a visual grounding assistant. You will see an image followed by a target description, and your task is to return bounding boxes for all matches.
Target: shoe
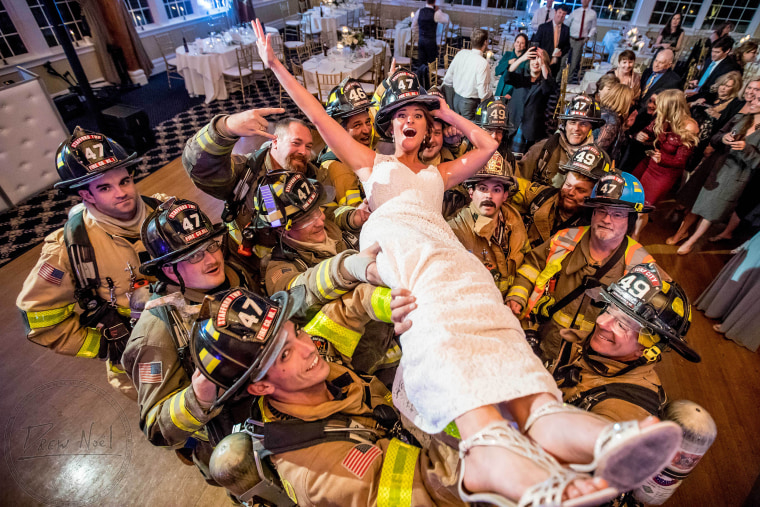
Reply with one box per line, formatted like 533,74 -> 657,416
665,233 -> 688,245
676,243 -> 693,255
523,402 -> 682,492
458,421 -> 619,507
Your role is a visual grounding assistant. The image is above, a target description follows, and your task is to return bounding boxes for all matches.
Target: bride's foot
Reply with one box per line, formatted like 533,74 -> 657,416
461,443 -> 611,503
666,230 -> 689,245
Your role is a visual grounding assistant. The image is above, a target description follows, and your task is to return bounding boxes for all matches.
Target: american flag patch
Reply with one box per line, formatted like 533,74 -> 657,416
138,362 -> 163,384
38,262 -> 64,285
271,268 -> 292,285
341,444 -> 382,478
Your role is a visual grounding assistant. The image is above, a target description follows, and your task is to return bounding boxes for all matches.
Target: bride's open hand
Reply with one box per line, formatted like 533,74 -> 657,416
252,19 -> 277,69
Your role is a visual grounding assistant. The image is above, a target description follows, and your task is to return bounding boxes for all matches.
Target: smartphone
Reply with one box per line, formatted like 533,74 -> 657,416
530,41 -> 539,49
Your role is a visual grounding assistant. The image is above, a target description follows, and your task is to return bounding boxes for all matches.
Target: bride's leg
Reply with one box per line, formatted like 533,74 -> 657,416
456,405 -> 609,502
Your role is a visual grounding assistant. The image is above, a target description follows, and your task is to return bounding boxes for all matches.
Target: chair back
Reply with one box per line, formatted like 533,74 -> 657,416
155,33 -> 174,58
279,2 -> 291,18
428,59 -> 439,87
444,45 -> 460,68
315,71 -> 344,103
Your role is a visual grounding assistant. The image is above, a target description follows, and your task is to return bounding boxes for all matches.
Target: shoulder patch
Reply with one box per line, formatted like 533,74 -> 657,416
342,443 -> 382,478
38,262 -> 64,285
271,267 -> 293,285
138,362 -> 163,384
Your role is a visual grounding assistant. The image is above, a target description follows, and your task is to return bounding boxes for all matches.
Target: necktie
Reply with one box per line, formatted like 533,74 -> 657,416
544,9 -> 549,23
643,73 -> 657,95
698,61 -> 717,88
579,8 -> 585,38
554,23 -> 559,49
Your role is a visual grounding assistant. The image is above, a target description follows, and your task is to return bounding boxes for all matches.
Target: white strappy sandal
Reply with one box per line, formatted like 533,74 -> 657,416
457,421 -> 619,507
523,401 -> 683,491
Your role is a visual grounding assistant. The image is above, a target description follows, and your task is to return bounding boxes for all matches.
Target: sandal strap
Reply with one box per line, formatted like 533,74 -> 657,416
518,468 -> 584,507
458,421 -> 560,472
523,401 -> 606,434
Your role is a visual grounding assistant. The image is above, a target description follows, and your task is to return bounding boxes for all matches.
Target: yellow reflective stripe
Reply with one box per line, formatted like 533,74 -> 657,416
506,285 -> 529,300
108,361 -> 126,374
196,124 -> 235,155
76,328 -> 102,358
333,206 -> 352,219
258,397 -> 273,422
145,391 -> 175,432
552,310 -> 595,332
344,190 -> 362,206
117,306 -> 131,317
380,344 -> 402,365
25,303 -> 76,329
517,264 -> 540,283
169,388 -> 204,433
287,273 -> 304,290
378,439 -> 420,507
371,286 -> 393,323
443,421 -> 460,439
226,221 -> 242,245
316,259 -> 348,300
304,311 -> 361,357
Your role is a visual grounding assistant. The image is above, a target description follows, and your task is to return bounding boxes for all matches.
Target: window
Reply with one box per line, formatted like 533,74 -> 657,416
26,0 -> 90,47
0,0 -> 28,60
702,0 -> 755,34
126,0 -> 154,27
560,0 -> 635,22
486,0 -> 529,8
163,0 -> 193,20
648,1 -> 701,28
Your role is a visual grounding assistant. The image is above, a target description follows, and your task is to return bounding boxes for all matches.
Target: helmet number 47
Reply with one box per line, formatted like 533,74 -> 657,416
84,143 -> 104,161
182,213 -> 201,232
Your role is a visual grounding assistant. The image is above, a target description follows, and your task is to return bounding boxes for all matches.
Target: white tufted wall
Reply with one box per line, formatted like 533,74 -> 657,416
0,72 -> 68,211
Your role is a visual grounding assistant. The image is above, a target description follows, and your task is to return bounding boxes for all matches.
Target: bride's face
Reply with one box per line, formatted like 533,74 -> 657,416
392,105 -> 427,151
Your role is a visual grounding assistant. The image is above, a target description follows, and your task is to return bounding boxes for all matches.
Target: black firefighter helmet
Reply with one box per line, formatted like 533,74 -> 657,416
190,286 -> 307,409
476,97 -> 511,131
252,170 -> 334,230
374,69 -> 441,139
55,126 -> 141,192
557,94 -> 605,129
559,144 -> 615,181
326,77 -> 372,121
139,197 -> 226,277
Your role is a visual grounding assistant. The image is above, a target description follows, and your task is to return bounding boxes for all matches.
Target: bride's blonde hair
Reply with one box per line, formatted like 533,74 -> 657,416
653,89 -> 698,148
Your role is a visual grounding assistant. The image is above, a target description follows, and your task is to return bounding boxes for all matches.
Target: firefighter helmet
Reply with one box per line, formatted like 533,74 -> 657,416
596,263 -> 699,362
584,172 -> 653,213
326,77 -> 372,120
476,97 -> 511,131
559,144 -> 615,181
252,171 -> 334,230
190,286 -> 307,408
557,94 -> 605,129
374,69 -> 441,138
55,126 -> 141,192
465,151 -> 516,191
139,198 -> 226,276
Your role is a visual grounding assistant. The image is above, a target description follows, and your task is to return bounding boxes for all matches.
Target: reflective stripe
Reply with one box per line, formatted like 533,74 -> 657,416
553,310 -> 595,332
76,327 -> 102,358
380,344 -> 402,365
145,391 -> 175,432
287,273 -> 304,290
226,222 -> 243,245
108,361 -> 126,374
25,303 -> 76,329
117,306 -> 131,317
196,125 -> 235,156
169,388 -> 204,433
370,287 -> 393,323
517,264 -> 540,283
304,311 -> 361,357
316,259 -> 348,301
443,421 -> 460,439
506,285 -> 529,300
333,206 -> 352,219
343,190 -> 362,207
258,397 -> 273,422
378,439 -> 420,507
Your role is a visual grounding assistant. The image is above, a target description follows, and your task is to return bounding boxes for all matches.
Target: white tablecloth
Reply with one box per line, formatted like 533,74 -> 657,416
302,40 -> 386,91
392,18 -> 455,59
303,5 -> 364,48
578,62 -> 614,94
174,26 -> 277,103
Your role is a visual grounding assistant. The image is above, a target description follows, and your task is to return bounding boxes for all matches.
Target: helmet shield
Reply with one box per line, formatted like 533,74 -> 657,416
584,173 -> 653,213
55,126 -> 140,191
559,144 -> 614,181
465,151 -> 516,190
374,69 -> 441,138
476,98 -> 511,130
139,198 -> 226,276
253,171 -> 335,229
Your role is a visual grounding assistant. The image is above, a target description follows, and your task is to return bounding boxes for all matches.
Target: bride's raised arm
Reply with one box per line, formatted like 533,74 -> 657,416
434,100 -> 499,189
252,19 -> 376,179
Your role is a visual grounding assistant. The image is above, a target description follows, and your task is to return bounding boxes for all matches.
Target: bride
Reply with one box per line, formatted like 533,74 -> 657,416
252,20 -> 681,506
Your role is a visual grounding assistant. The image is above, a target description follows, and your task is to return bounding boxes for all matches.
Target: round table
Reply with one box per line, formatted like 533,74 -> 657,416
303,5 -> 365,48
174,27 -> 277,103
302,40 -> 387,93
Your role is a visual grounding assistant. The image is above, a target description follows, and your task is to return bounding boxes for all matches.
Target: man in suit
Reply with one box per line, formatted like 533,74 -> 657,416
618,48 -> 683,171
532,4 -> 570,78
687,36 -> 742,102
531,0 -> 555,34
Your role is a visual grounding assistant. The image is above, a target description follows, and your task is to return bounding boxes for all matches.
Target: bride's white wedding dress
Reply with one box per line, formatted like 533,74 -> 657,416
360,154 -> 561,433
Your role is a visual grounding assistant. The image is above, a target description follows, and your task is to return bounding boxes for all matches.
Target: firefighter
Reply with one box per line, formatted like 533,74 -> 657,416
17,126 -> 165,398
506,172 -> 656,363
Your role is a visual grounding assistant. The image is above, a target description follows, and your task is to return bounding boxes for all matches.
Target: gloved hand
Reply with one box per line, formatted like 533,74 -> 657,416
97,309 -> 131,364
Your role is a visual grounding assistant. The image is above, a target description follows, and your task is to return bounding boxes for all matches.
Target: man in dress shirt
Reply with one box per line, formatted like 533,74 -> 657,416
413,0 -> 450,71
442,29 -> 491,120
565,0 -> 597,83
687,36 -> 742,102
532,5 -> 571,79
531,0 -> 555,34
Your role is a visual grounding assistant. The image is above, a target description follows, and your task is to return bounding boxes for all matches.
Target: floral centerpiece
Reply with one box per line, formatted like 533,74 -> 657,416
342,29 -> 366,50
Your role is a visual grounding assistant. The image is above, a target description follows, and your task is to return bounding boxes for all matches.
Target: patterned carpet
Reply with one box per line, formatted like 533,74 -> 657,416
0,88 -> 305,268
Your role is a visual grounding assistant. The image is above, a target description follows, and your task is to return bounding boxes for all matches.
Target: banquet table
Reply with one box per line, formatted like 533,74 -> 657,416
303,4 -> 365,48
392,17 -> 456,59
578,62 -> 613,94
302,40 -> 387,91
174,26 -> 278,103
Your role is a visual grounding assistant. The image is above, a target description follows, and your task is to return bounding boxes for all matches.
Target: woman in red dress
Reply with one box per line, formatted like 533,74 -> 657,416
631,89 -> 699,239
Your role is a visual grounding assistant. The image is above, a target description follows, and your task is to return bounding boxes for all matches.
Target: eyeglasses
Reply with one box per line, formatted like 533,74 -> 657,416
594,207 -> 629,220
179,240 -> 221,264
289,207 -> 325,231
599,304 -> 641,335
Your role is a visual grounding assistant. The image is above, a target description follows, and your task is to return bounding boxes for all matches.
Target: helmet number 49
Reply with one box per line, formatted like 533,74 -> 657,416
618,274 -> 650,299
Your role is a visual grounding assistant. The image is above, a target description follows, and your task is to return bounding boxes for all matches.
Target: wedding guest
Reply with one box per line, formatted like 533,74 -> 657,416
688,36 -> 742,101
594,81 -> 634,159
608,50 -> 641,104
495,33 -> 529,97
507,46 -> 556,152
690,71 -> 743,157
531,0 -> 555,34
565,0 -> 597,83
653,13 -> 684,54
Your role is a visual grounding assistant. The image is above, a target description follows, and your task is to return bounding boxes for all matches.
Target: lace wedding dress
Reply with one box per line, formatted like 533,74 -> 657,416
360,154 -> 561,433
